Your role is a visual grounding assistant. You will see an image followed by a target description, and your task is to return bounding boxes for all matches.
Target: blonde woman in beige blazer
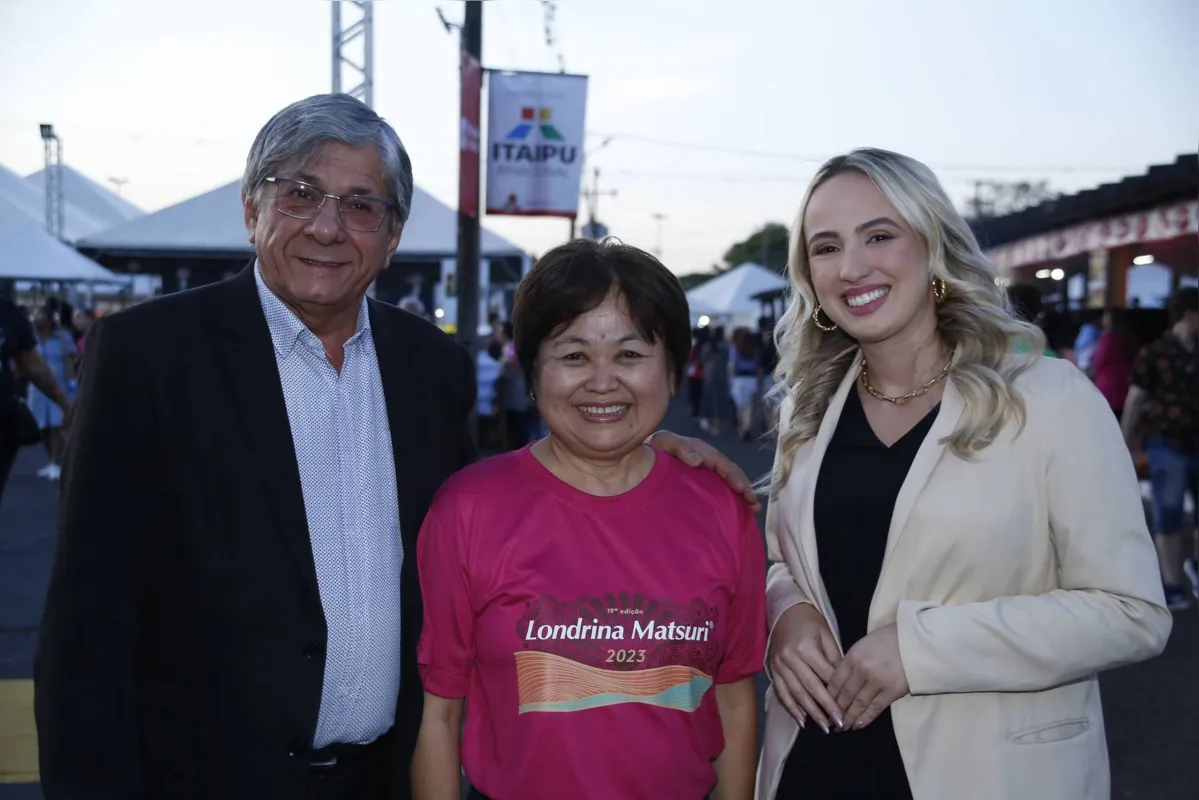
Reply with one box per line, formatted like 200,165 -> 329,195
756,148 -> 1171,800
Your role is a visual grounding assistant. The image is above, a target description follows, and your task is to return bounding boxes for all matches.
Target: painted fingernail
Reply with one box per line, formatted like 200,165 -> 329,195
818,721 -> 830,734
833,714 -> 844,730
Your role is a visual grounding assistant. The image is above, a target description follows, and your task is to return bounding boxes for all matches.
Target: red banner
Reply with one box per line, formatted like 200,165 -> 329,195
458,51 -> 483,218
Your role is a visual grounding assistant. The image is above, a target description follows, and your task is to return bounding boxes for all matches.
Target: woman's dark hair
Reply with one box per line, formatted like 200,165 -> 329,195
512,238 -> 692,388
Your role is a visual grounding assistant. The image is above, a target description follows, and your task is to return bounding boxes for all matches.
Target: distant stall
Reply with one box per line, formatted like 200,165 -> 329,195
971,154 -> 1198,313
685,262 -> 788,330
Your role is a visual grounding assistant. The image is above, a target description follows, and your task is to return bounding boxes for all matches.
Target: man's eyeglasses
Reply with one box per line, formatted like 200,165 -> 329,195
263,177 -> 397,232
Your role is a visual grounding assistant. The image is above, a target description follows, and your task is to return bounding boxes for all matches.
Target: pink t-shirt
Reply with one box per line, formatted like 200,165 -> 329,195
417,446 -> 766,800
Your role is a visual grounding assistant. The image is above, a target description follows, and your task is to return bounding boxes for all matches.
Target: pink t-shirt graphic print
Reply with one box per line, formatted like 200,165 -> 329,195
515,592 -> 721,715
417,447 -> 766,800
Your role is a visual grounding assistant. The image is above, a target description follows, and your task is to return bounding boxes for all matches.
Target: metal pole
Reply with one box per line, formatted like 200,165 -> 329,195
456,0 -> 483,360
44,137 -> 52,237
331,2 -> 342,94
362,1 -> 374,108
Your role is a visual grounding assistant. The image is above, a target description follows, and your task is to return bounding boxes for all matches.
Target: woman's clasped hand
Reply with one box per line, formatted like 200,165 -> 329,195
767,603 -> 909,734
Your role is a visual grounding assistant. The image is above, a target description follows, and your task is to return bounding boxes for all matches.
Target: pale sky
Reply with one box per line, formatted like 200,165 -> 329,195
1,0 -> 1196,274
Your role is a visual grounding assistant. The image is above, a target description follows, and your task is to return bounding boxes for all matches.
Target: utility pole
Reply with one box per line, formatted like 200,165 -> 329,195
570,137 -> 613,239
579,167 -> 616,239
456,0 -> 483,359
652,212 -> 666,258
332,1 -> 375,107
108,177 -> 129,197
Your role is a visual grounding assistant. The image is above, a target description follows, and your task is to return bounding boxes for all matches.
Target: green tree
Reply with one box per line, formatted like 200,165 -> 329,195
722,222 -> 790,272
678,222 -> 791,291
964,180 -> 1057,220
677,272 -> 718,291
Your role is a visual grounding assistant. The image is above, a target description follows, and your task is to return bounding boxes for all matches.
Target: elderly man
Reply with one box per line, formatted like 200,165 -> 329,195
34,93 -> 752,800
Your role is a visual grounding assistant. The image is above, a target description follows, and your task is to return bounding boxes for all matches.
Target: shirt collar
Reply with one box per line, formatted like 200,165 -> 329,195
253,261 -> 371,359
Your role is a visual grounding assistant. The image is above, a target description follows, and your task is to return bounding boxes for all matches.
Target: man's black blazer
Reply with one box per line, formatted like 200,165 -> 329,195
34,266 -> 477,799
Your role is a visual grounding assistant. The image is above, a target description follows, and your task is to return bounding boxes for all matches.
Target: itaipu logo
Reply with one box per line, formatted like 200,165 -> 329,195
492,106 -> 578,165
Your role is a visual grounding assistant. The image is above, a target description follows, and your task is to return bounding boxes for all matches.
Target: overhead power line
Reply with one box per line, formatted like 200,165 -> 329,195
585,130 -> 1143,175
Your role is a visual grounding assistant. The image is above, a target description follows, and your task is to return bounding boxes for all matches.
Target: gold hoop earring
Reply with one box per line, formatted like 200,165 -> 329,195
932,278 -> 947,303
812,304 -> 838,332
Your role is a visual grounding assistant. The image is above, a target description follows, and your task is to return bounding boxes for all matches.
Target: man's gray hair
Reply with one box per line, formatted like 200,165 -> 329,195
242,93 -> 415,225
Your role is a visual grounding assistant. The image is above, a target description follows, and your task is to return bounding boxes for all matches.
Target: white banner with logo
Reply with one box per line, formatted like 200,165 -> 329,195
486,70 -> 588,218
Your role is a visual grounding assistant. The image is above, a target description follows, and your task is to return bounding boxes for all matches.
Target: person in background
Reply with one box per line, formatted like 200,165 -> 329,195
699,325 -> 731,435
759,148 -> 1169,800
1074,309 -> 1102,374
758,320 -> 781,433
685,326 -> 707,419
45,298 -> 80,346
28,305 -> 78,481
475,333 -> 504,446
0,296 -> 71,506
399,297 -> 430,322
1121,286 -> 1199,611
1040,310 -> 1077,364
729,327 -> 760,440
497,321 -> 533,449
1006,283 -> 1058,357
1091,306 -> 1138,420
414,238 -> 765,800
70,307 -> 98,357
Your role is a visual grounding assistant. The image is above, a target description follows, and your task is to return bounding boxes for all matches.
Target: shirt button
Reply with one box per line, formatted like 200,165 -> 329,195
287,740 -> 309,759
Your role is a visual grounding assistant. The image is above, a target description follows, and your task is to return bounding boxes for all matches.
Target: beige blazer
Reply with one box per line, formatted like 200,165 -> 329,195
756,353 -> 1171,800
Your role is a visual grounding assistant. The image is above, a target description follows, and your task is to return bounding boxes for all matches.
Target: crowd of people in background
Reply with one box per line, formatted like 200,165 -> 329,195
684,321 -> 780,440
474,312 -> 544,453
1008,283 -> 1199,612
0,290 -> 97,493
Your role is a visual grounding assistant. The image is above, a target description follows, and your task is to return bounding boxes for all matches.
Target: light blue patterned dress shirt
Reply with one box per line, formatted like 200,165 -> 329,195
254,264 -> 403,748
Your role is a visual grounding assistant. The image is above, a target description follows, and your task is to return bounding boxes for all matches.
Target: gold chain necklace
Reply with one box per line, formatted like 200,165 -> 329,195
859,356 -> 953,405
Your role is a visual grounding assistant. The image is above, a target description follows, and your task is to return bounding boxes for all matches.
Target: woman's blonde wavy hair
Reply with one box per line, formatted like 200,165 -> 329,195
766,147 -> 1045,496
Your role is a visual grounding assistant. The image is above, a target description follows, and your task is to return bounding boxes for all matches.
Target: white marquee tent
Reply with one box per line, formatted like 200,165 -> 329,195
685,262 -> 788,328
0,164 -> 106,243
76,179 -> 528,259
0,222 -> 124,282
25,165 -> 145,230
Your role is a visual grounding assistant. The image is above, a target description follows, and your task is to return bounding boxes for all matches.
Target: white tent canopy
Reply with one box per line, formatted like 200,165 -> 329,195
25,165 -> 145,230
76,179 -> 529,258
685,262 -> 788,323
0,164 -> 106,243
0,223 -> 125,281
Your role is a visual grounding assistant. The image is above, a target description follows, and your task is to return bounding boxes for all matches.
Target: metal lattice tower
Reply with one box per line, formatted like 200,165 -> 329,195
39,124 -> 64,241
332,1 -> 375,107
